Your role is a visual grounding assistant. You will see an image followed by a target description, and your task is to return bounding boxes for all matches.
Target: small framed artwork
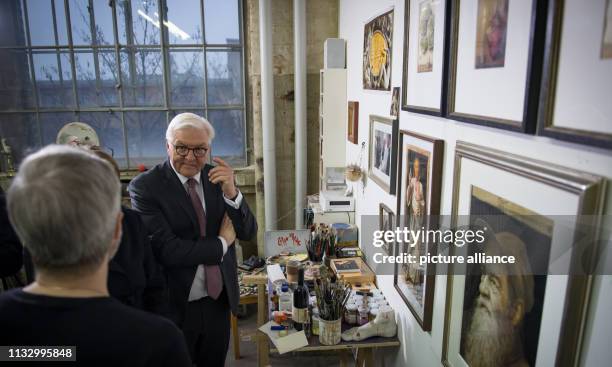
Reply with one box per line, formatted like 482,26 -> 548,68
390,87 -> 400,117
363,8 -> 394,91
401,0 -> 451,116
446,0 -> 547,133
379,203 -> 395,255
347,101 -> 359,144
393,130 -> 443,331
537,0 -> 612,149
442,142 -> 605,367
368,115 -> 399,195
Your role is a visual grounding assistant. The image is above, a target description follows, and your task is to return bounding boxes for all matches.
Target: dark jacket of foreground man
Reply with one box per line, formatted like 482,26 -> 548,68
128,160 -> 257,324
0,188 -> 22,278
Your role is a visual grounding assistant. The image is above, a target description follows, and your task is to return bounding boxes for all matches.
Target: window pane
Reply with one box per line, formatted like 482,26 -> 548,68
207,109 -> 245,166
33,51 -> 75,108
27,0 -> 55,46
169,50 -> 204,107
0,113 -> 40,167
68,0 -> 94,45
166,0 -> 202,45
0,1 -> 27,47
75,50 -> 119,107
206,50 -> 242,105
92,0 -> 115,45
78,111 -> 126,167
125,111 -> 167,168
39,112 -> 78,145
0,49 -> 35,110
204,0 -> 239,45
120,47 -> 164,107
117,0 -> 160,45
54,0 -> 69,45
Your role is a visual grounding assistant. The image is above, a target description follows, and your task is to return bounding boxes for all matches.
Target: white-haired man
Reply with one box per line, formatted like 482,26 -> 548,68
461,227 -> 535,367
128,113 -> 257,367
0,145 -> 190,366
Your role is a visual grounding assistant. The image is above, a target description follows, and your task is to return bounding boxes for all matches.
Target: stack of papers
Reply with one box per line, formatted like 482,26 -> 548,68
258,321 -> 309,354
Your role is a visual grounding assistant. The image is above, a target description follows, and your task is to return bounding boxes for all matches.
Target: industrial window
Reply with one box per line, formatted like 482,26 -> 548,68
0,0 -> 246,169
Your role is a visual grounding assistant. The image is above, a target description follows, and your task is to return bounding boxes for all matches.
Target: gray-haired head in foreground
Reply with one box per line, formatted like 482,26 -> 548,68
166,112 -> 215,144
7,145 -> 121,272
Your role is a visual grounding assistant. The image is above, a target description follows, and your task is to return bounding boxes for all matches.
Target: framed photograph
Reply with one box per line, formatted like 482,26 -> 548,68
393,130 -> 444,331
368,115 -> 399,195
390,87 -> 400,117
363,8 -> 394,91
537,0 -> 612,149
379,203 -> 395,255
442,142 -> 605,367
401,0 -> 452,115
446,0 -> 547,133
347,101 -> 359,144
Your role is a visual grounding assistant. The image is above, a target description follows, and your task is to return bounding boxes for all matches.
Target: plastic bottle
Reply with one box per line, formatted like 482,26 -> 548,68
279,283 -> 292,313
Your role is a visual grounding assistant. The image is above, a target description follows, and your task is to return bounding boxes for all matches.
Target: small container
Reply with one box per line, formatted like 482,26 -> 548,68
372,294 -> 385,303
352,294 -> 363,303
279,284 -> 292,312
354,299 -> 363,308
371,289 -> 383,297
286,260 -> 299,283
345,303 -> 358,325
319,318 -> 342,345
311,308 -> 320,336
357,306 -> 369,326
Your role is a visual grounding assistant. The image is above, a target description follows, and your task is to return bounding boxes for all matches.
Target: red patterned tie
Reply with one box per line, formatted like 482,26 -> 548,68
187,178 -> 222,300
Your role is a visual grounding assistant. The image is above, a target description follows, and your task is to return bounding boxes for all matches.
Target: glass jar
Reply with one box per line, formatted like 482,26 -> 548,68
357,306 -> 369,326
345,303 -> 358,325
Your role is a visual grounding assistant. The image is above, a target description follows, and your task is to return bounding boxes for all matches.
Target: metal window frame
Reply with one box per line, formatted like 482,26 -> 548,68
0,0 -> 247,168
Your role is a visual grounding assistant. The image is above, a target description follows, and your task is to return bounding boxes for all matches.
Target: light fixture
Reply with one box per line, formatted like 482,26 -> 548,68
136,9 -> 191,41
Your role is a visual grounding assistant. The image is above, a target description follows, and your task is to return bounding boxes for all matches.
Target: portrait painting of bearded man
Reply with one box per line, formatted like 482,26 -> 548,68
460,187 -> 551,367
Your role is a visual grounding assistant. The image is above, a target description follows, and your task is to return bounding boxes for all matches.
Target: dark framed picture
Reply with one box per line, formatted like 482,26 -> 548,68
348,101 -> 359,144
537,0 -> 612,149
390,87 -> 400,117
368,115 -> 399,195
446,0 -> 547,133
363,8 -> 394,90
379,203 -> 395,255
401,0 -> 452,116
442,142 -> 606,367
393,130 -> 443,331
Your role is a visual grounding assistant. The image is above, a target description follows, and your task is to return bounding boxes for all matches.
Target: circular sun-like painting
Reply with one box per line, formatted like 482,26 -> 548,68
369,30 -> 388,77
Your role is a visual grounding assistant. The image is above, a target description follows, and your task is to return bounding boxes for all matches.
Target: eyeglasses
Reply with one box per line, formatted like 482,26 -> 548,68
171,143 -> 209,158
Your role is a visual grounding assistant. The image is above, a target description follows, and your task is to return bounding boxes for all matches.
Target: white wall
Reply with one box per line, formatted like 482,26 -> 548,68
338,1 -> 612,366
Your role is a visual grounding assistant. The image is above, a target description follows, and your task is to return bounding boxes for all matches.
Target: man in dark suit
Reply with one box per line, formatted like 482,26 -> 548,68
128,113 -> 257,367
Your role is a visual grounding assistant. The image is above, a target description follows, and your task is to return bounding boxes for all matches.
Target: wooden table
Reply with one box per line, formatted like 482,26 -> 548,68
241,273 -> 400,367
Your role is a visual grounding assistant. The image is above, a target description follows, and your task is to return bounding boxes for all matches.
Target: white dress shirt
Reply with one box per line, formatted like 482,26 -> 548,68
169,162 -> 243,301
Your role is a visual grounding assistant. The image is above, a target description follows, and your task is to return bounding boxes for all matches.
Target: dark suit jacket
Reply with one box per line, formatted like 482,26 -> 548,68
108,207 -> 167,314
128,160 -> 257,325
0,189 -> 23,278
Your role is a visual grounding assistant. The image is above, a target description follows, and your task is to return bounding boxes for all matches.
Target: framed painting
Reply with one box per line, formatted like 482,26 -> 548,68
446,0 -> 547,133
401,0 -> 452,116
393,130 -> 444,331
537,0 -> 612,149
368,115 -> 399,195
363,8 -> 394,91
348,101 -> 359,144
379,203 -> 395,255
390,87 -> 400,117
442,142 -> 606,367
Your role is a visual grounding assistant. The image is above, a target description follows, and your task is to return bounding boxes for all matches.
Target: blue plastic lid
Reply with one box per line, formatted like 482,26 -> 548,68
281,284 -> 288,292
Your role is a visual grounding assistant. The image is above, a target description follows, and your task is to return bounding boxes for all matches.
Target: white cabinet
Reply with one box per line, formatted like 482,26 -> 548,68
319,69 -> 347,191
